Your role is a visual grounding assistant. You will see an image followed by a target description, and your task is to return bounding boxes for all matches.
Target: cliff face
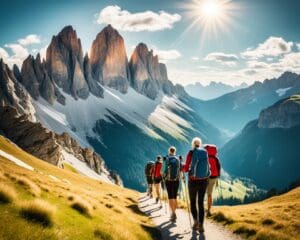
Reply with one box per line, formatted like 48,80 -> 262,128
0,59 -> 36,120
46,26 -> 89,99
258,95 -> 300,128
129,43 -> 180,99
0,106 -> 121,185
90,25 -> 129,93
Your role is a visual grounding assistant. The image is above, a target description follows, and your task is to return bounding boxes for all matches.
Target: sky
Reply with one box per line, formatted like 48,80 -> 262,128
0,0 -> 300,86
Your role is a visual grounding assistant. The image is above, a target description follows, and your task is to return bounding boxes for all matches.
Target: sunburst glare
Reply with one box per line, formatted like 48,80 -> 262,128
174,0 -> 240,47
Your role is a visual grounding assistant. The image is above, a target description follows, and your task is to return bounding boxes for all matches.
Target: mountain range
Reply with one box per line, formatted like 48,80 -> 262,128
0,25 -> 226,190
195,72 -> 300,134
220,95 -> 300,190
185,81 -> 248,100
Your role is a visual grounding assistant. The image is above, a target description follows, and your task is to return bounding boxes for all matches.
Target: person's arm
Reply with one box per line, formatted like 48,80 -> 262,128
216,157 -> 221,177
183,151 -> 192,172
161,157 -> 167,178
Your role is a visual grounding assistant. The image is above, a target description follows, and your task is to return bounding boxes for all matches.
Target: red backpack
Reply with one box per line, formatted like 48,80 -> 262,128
204,144 -> 221,177
152,161 -> 162,178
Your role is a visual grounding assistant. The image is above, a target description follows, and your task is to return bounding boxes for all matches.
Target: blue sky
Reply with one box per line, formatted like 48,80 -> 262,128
0,0 -> 300,86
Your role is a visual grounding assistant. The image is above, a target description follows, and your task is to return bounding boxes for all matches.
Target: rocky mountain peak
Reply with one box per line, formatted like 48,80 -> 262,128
90,24 -> 129,93
258,95 -> 300,128
129,42 -> 182,99
46,25 -> 89,99
0,59 -> 36,120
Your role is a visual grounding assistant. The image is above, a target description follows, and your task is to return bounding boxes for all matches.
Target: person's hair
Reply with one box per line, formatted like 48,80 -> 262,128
192,137 -> 202,148
157,155 -> 162,160
168,146 -> 176,155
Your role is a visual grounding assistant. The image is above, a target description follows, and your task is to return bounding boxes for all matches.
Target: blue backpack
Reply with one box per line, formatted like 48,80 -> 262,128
189,148 -> 210,179
165,156 -> 180,181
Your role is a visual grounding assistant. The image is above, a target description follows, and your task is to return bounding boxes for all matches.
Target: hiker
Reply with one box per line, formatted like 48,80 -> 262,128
204,144 -> 221,217
145,161 -> 155,197
183,137 -> 210,232
152,155 -> 163,203
162,146 -> 181,222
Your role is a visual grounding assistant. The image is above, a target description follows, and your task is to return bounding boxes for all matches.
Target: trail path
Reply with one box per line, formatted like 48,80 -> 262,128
139,194 -> 242,240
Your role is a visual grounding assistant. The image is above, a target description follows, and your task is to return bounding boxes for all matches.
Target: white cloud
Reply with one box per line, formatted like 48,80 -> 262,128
39,45 -> 48,60
243,69 -> 257,76
96,5 -> 181,32
204,52 -> 238,67
153,49 -> 181,62
191,57 -> 199,61
3,43 -> 29,67
18,34 -> 41,46
242,37 -> 293,59
278,52 -> 300,73
297,43 -> 300,50
247,60 -> 269,69
0,47 -> 9,61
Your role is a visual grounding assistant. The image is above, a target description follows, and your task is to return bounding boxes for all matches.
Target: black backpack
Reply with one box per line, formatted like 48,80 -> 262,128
145,161 -> 154,176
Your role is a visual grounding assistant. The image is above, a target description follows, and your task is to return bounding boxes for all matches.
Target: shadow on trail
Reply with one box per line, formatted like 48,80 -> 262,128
141,224 -> 162,240
127,204 -> 146,216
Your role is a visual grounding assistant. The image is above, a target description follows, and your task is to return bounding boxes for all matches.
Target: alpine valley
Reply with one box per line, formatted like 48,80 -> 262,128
0,25 -> 226,191
1,24 -> 300,198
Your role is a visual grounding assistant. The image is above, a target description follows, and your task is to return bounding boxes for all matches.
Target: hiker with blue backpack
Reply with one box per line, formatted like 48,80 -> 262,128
162,146 -> 182,222
183,137 -> 210,232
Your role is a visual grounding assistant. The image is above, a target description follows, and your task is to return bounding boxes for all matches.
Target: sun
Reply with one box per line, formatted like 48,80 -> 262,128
200,1 -> 222,18
174,0 -> 240,46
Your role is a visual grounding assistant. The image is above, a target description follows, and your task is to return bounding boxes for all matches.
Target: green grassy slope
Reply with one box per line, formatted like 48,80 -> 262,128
0,135 -> 160,240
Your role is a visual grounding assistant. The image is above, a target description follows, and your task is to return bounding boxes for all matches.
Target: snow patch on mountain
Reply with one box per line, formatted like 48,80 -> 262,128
34,86 -> 192,145
0,150 -> 34,171
276,87 -> 292,97
149,96 -> 194,140
61,150 -> 111,183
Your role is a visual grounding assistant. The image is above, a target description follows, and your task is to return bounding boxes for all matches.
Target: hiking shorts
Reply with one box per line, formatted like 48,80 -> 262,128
153,176 -> 162,184
206,178 -> 218,195
146,176 -> 153,184
165,180 -> 180,199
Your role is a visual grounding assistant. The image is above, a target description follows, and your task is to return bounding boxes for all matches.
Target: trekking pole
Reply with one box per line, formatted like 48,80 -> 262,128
162,178 -> 168,215
181,173 -> 192,229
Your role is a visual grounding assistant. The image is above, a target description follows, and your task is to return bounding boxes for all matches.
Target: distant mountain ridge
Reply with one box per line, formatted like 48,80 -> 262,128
185,81 -> 247,100
195,72 -> 300,133
220,95 -> 300,190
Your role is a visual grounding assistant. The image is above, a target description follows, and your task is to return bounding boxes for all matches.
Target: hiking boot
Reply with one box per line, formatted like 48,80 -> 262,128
198,224 -> 205,233
170,213 -> 176,222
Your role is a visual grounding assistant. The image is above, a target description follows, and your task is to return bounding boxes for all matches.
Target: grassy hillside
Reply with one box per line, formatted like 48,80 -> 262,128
0,136 -> 159,240
211,187 -> 300,240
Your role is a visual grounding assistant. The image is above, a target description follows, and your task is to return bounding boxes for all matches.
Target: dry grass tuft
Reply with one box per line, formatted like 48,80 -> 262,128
16,176 -> 41,196
212,211 -> 235,225
94,229 -> 113,240
261,218 -> 275,226
105,203 -> 114,209
70,197 -> 92,217
19,199 -> 56,227
0,183 -> 17,203
233,226 -> 257,237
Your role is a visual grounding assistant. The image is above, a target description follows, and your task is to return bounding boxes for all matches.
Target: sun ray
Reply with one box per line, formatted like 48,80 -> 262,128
174,0 -> 241,48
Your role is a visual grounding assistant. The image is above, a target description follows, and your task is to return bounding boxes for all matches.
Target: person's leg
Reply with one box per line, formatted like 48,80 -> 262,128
206,178 -> 216,215
197,179 -> 208,231
188,180 -> 198,224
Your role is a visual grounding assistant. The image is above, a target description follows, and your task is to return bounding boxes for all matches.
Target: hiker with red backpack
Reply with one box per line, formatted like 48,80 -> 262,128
151,156 -> 163,203
162,146 -> 182,222
183,137 -> 210,232
204,144 -> 221,217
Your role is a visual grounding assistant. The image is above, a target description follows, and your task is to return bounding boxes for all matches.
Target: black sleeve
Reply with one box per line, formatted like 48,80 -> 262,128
216,157 -> 221,176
